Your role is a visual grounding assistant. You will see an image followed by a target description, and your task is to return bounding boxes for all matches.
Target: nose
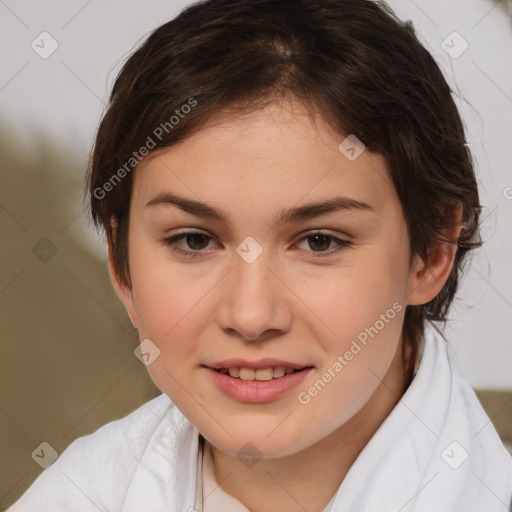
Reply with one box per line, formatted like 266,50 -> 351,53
215,249 -> 292,342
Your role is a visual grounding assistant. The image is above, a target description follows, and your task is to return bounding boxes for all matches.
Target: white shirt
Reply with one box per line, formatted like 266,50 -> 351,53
6,323 -> 512,511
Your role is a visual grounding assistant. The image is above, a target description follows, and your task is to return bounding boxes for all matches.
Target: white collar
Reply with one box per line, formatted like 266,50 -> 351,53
196,438 -> 339,512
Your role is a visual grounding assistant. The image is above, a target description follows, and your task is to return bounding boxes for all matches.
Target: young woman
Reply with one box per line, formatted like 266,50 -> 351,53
8,0 -> 512,510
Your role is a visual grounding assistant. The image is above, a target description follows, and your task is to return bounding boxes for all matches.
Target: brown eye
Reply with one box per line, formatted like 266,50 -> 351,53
163,231 -> 216,258
184,233 -> 211,250
306,234 -> 332,252
295,230 -> 351,256
164,229 -> 351,260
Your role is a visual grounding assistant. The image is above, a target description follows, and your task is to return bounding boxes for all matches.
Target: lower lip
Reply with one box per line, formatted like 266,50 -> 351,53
206,367 -> 313,403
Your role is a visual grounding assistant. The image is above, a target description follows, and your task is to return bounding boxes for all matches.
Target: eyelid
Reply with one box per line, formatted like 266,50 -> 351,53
292,229 -> 352,256
163,228 -> 352,259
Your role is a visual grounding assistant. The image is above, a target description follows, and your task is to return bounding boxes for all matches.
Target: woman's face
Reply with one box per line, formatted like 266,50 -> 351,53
114,99 -> 423,458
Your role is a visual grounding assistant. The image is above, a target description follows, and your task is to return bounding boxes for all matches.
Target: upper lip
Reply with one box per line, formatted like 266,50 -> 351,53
205,358 -> 312,370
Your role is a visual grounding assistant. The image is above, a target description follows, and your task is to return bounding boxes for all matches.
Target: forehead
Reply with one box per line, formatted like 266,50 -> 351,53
132,100 -> 395,217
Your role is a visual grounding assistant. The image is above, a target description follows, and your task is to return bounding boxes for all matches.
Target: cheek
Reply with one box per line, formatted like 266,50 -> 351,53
128,240 -> 208,362
300,255 -> 405,346
294,292 -> 404,437
295,254 -> 406,402
129,258 -> 208,411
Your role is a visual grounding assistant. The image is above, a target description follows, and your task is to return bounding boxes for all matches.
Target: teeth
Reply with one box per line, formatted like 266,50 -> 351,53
239,368 -> 255,381
228,367 -> 240,378
218,366 -> 301,380
255,368 -> 274,381
273,367 -> 286,378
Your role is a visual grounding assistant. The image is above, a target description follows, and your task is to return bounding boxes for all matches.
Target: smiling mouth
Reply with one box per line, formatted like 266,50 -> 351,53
211,366 -> 312,381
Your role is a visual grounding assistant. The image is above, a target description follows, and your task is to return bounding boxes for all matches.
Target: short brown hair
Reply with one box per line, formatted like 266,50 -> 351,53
86,0 -> 482,385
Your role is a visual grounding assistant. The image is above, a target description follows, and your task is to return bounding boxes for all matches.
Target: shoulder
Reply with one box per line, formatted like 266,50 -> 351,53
66,392 -> 175,469
6,393 -> 176,512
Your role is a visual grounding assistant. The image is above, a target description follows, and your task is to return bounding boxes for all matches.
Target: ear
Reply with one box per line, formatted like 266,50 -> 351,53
406,204 -> 463,306
107,220 -> 139,329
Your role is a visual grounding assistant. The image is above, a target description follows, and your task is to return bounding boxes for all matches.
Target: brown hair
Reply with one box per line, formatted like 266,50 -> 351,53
86,0 -> 482,385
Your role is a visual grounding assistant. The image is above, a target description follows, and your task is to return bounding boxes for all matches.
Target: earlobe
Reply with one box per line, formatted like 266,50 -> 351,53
406,204 -> 463,306
107,236 -> 139,330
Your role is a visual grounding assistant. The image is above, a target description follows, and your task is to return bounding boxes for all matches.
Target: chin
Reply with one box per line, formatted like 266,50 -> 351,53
204,423 -> 315,460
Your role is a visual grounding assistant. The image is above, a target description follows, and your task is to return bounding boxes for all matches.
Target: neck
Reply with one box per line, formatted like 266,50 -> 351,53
208,341 -> 408,512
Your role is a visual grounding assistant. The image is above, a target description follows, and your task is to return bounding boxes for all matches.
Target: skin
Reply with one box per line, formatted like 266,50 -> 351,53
109,98 -> 461,512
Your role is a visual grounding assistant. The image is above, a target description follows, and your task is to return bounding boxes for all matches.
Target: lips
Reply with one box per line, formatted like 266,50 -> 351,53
207,358 -> 310,371
205,363 -> 314,403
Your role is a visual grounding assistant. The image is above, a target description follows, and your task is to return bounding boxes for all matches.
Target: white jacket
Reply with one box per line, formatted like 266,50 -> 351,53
7,323 -> 512,512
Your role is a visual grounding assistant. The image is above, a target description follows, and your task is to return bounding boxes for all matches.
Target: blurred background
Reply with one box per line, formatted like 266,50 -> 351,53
1,0 -> 511,508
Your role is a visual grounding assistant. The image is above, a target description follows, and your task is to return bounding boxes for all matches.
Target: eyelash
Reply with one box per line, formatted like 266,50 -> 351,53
163,230 -> 352,259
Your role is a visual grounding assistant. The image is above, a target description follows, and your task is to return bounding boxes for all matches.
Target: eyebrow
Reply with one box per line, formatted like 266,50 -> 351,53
145,192 -> 375,226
